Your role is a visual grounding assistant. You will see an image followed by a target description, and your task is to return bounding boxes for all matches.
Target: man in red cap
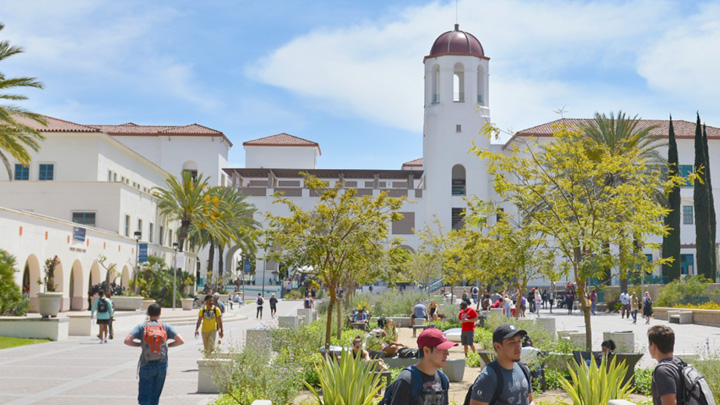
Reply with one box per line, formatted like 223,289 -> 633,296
380,328 -> 457,404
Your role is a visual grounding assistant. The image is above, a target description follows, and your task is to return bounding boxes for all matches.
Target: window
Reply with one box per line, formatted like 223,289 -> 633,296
431,64 -> 440,104
124,215 -> 130,237
683,205 -> 694,225
72,212 -> 96,227
451,164 -> 466,195
453,62 -> 465,102
149,223 -> 154,244
679,165 -> 693,188
108,170 -> 112,182
159,225 -> 164,245
451,208 -> 464,230
113,173 -> 117,181
392,212 -> 415,235
477,66 -> 485,105
456,124 -> 462,133
14,164 -> 29,181
38,164 -> 54,180
496,207 -> 505,223
137,219 -> 143,238
681,254 -> 694,275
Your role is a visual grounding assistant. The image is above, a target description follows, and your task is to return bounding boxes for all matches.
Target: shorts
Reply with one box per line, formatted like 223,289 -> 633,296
461,330 -> 474,346
97,319 -> 109,325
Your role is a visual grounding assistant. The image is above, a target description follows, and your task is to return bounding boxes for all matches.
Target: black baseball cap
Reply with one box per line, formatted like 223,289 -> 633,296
492,323 -> 527,344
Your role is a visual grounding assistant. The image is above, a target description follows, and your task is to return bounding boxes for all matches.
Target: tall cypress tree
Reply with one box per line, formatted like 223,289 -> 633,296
694,113 -> 713,280
702,124 -> 717,280
662,117 -> 681,281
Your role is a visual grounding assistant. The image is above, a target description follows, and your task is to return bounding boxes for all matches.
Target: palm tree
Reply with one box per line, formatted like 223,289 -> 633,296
153,171 -> 211,252
580,111 -> 665,292
0,23 -> 46,180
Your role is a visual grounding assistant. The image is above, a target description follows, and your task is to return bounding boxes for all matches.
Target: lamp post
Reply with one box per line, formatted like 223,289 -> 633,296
133,231 -> 142,295
172,242 -> 179,310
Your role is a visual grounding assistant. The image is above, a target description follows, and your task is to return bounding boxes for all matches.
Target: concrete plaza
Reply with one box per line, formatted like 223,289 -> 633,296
0,299 -> 304,405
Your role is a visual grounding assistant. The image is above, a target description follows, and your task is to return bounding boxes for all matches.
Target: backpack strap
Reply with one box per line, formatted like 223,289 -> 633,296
407,365 -> 448,400
488,360 -> 505,405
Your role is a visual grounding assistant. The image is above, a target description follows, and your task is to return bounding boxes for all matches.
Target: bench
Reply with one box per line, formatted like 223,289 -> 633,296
412,324 -> 428,337
668,310 -> 693,324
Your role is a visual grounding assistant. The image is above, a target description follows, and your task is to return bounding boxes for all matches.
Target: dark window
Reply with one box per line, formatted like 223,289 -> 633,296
679,165 -> 693,188
149,223 -> 154,244
451,208 -> 464,230
72,212 -> 96,227
159,225 -> 164,245
680,254 -> 694,275
456,124 -> 462,133
124,215 -> 130,237
683,205 -> 693,225
39,164 -> 54,180
14,164 -> 29,181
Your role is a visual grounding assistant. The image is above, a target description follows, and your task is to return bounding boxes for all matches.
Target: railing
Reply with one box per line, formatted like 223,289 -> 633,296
428,278 -> 444,292
451,187 -> 466,196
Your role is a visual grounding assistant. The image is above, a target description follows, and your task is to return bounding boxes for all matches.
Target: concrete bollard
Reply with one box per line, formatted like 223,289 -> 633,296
603,331 -> 634,353
569,332 -> 586,348
197,358 -> 233,393
278,315 -> 299,329
534,317 -> 556,338
442,358 -> 466,382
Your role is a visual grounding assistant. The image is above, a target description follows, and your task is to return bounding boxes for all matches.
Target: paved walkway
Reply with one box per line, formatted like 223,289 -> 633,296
0,299 -> 304,405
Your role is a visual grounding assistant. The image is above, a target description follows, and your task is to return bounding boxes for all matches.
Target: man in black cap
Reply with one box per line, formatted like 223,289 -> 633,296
467,324 -> 534,405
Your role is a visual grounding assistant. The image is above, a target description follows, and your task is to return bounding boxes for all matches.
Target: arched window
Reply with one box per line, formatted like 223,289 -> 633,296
477,66 -> 485,105
451,164 -> 466,195
182,161 -> 198,180
432,64 -> 440,104
453,63 -> 465,102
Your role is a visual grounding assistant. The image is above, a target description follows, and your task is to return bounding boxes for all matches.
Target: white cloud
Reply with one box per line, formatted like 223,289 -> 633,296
248,0 -> 720,135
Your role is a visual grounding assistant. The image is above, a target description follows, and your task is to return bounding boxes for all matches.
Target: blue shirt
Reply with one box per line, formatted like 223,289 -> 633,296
130,320 -> 179,367
413,304 -> 427,318
91,297 -> 114,320
471,361 -> 531,405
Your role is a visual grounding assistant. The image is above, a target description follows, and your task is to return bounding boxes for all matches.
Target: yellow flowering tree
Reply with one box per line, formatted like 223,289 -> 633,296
472,123 -> 684,348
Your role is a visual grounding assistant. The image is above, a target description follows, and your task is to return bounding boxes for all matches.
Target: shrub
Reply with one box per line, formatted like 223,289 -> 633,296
656,275 -> 714,307
473,327 -> 493,349
544,367 -> 571,390
559,354 -> 634,404
370,289 -> 427,317
0,250 -> 28,316
466,351 -> 483,367
674,301 -> 720,310
304,350 -> 382,405
633,367 -> 652,395
695,357 -> 720,403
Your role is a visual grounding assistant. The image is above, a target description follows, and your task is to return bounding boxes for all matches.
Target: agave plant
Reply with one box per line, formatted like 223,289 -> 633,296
559,354 -> 635,404
304,350 -> 383,405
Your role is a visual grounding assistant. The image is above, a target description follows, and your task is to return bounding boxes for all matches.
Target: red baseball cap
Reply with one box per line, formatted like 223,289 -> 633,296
417,328 -> 458,350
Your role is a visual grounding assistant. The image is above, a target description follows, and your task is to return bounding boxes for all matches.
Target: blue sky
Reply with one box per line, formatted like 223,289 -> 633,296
2,0 -> 719,170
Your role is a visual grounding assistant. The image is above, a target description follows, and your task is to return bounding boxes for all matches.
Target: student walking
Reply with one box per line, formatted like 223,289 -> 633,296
269,293 -> 278,317
124,303 -> 184,405
642,291 -> 653,324
256,293 -> 264,319
91,289 -> 114,343
194,295 -> 223,355
630,292 -> 639,324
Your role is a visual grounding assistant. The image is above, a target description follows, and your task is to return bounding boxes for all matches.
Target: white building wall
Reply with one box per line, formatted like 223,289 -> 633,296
245,146 -> 317,169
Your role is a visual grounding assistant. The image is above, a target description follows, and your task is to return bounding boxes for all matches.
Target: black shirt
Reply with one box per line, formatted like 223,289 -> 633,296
652,357 -> 680,405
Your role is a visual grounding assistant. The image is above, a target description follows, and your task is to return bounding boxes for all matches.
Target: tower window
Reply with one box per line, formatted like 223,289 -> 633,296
451,208 -> 464,230
453,62 -> 465,102
14,164 -> 29,181
451,164 -> 466,196
432,64 -> 440,104
683,205 -> 693,225
456,124 -> 462,133
477,66 -> 485,105
39,164 -> 54,181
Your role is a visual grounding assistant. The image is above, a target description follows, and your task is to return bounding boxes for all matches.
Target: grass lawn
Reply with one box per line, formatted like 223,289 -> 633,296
0,336 -> 51,350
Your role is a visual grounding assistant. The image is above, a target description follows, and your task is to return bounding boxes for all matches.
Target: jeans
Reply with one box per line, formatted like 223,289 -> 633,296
631,309 -> 638,322
138,360 -> 168,405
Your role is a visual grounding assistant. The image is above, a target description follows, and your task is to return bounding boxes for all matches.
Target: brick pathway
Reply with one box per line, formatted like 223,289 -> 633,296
0,300 -> 303,405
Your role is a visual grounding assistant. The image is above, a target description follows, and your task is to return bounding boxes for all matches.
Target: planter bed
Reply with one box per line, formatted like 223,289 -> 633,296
654,306 -> 720,327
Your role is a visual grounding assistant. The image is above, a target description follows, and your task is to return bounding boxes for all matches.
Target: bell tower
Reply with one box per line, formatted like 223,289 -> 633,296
422,24 -> 491,231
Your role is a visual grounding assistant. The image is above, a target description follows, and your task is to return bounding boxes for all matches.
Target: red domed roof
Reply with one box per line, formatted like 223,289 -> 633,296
425,24 -> 485,60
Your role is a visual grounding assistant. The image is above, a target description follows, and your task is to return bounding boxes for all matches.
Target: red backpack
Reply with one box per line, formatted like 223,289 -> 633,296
142,321 -> 168,361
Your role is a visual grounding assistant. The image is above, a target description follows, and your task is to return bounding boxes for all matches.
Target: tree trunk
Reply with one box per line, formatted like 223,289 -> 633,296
217,245 -> 225,279
208,238 -> 215,274
178,221 -> 190,252
619,237 -> 628,293
336,292 -> 343,340
325,292 -> 335,348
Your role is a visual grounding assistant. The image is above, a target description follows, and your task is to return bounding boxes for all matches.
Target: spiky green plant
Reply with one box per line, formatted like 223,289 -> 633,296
559,354 -> 634,404
304,350 -> 382,405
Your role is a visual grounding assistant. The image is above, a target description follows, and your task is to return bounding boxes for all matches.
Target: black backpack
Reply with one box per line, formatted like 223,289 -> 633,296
97,298 -> 109,313
379,366 -> 449,405
464,360 -> 531,405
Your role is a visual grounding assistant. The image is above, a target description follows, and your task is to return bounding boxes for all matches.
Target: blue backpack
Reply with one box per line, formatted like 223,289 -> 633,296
379,365 -> 449,405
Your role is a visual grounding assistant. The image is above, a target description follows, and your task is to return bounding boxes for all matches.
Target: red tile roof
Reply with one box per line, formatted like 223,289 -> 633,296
88,122 -> 231,146
402,158 -> 423,167
243,133 -> 321,155
505,118 -> 720,149
11,115 -> 99,132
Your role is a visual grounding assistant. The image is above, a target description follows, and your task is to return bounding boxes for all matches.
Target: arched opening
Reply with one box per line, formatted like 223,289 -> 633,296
451,164 -> 466,196
432,64 -> 440,104
87,261 -> 101,309
68,260 -> 83,311
453,63 -> 465,102
182,161 -> 198,180
54,260 -> 66,311
477,66 -> 485,105
23,255 -> 42,312
121,265 -> 131,288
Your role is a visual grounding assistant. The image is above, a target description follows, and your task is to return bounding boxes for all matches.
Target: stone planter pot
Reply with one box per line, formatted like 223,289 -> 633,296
141,299 -> 155,310
37,292 -> 63,318
197,358 -> 233,393
603,330 -> 634,353
442,358 -> 466,382
181,298 -> 195,311
112,296 -> 144,311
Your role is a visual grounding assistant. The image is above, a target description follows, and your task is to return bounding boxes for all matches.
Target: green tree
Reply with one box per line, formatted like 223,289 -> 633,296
265,174 -> 404,347
693,114 -> 716,280
702,124 -> 717,278
154,171 -> 211,252
0,249 -> 29,316
662,117 -> 682,281
474,123 -> 683,349
0,23 -> 46,180
580,111 -> 664,292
